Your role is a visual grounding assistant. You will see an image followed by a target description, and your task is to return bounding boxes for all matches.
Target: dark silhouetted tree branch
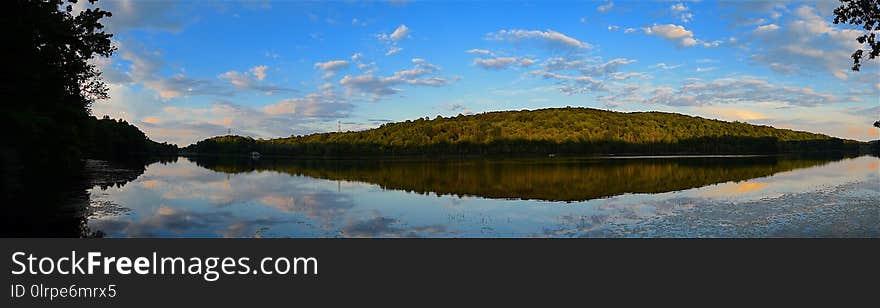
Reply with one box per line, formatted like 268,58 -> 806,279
833,0 -> 880,71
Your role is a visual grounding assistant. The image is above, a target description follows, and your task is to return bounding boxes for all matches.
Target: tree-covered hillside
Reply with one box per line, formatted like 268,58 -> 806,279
83,116 -> 179,160
183,107 -> 864,157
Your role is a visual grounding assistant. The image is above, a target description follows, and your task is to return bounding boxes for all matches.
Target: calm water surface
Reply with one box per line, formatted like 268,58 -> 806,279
85,155 -> 880,237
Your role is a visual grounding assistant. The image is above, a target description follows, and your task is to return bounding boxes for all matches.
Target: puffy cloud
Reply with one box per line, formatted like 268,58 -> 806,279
339,59 -> 454,101
318,83 -> 334,91
251,65 -> 268,81
641,24 -> 724,48
487,29 -> 591,50
597,1 -> 614,13
670,3 -> 693,23
314,60 -> 350,79
378,24 -> 410,56
745,5 -> 877,80
390,24 -> 410,40
110,40 -> 234,99
530,57 -> 641,95
218,66 -> 291,95
262,91 -> 353,118
643,24 -> 698,47
340,75 -> 401,97
518,58 -> 537,67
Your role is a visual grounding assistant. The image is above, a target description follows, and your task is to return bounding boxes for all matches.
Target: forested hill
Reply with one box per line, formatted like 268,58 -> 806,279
183,107 -> 865,157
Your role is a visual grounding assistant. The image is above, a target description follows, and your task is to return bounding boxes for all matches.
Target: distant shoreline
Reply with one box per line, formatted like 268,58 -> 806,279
178,152 -> 862,161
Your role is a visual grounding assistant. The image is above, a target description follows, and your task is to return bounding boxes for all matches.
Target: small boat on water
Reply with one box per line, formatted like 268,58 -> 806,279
250,151 -> 261,159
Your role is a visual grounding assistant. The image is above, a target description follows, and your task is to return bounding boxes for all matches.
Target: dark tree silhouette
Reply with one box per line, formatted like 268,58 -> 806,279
3,0 -> 116,176
874,120 -> 880,128
833,0 -> 880,71
3,0 -> 176,186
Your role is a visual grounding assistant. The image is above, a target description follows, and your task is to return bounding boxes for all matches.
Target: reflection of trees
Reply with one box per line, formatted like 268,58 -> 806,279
1,157 -> 175,237
191,156 -> 841,202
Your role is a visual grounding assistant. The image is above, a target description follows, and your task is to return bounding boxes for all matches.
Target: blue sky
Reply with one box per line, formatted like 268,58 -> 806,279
78,0 -> 880,145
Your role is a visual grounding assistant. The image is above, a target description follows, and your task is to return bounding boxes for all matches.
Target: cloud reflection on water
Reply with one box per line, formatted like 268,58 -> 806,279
86,156 -> 879,237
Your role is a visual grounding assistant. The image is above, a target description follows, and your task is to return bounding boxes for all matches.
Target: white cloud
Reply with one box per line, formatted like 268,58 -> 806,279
754,23 -> 780,33
466,49 -> 492,55
377,24 -> 410,56
608,25 -> 620,31
112,41 -> 234,99
263,91 -> 353,118
218,69 -> 291,95
531,57 -> 642,95
339,59 -> 454,101
597,2 -> 614,13
642,24 -> 721,48
518,58 -> 536,67
643,24 -> 697,47
472,57 -> 535,70
385,47 -> 403,56
670,3 -> 693,23
695,66 -> 718,73
250,65 -> 268,81
644,78 -> 838,107
533,71 -> 607,94
652,63 -> 682,70
314,60 -> 350,79
389,24 -> 410,40
746,5 -> 876,80
488,29 -> 591,50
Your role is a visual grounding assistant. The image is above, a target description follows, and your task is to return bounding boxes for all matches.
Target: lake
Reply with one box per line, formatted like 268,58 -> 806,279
83,155 -> 879,237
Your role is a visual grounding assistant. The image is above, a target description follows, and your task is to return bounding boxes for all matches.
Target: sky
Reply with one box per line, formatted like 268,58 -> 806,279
75,0 -> 880,146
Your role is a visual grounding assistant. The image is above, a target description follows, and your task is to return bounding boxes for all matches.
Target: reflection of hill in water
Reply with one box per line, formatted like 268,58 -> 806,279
190,156 -> 840,202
